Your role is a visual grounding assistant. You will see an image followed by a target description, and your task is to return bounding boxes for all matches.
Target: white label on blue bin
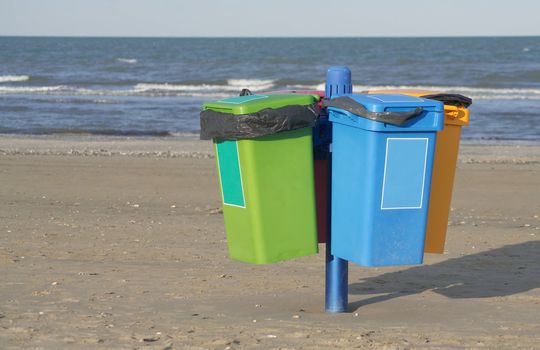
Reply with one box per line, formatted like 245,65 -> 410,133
381,138 -> 428,210
369,95 -> 424,103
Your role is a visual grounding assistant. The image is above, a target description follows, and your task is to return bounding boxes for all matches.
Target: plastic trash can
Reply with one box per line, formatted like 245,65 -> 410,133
326,94 -> 444,266
292,91 -> 331,244
200,94 -> 320,264
313,133 -> 330,245
364,89 -> 471,253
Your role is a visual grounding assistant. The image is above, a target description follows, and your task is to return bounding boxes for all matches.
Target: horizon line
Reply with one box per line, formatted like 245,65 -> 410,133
1,34 -> 539,39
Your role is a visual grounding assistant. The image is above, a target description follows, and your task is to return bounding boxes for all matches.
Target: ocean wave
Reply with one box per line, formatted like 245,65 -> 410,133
0,85 -> 66,93
117,58 -> 138,64
134,83 -> 225,92
134,79 -> 275,93
0,84 -> 235,98
0,127 -> 174,137
0,75 -> 30,83
1,81 -> 540,100
227,79 -> 275,89
353,85 -> 540,100
275,83 -> 326,91
267,83 -> 540,100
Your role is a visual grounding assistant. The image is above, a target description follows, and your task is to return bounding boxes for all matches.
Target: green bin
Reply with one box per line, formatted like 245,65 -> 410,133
201,94 -> 319,264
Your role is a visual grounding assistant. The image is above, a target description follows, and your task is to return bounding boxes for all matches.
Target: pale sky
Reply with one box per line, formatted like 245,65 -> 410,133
1,0 -> 539,37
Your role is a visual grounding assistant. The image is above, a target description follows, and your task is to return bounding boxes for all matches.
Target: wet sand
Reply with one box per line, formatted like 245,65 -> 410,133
0,136 -> 539,349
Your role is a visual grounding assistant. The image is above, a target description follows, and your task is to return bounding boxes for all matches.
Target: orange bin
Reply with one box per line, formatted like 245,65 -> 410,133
365,89 -> 470,253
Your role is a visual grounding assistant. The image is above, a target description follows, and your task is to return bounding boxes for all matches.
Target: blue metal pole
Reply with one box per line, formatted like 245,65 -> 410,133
325,67 -> 351,313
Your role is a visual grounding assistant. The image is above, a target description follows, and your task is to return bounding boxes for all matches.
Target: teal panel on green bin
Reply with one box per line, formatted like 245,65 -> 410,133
217,95 -> 268,105
216,140 -> 245,208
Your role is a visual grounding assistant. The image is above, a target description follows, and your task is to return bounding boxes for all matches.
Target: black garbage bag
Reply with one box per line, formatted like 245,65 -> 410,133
420,93 -> 473,107
200,103 -> 320,140
239,88 -> 253,96
322,96 -> 423,126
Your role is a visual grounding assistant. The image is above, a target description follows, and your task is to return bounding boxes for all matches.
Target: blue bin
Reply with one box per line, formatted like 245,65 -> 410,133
328,94 -> 444,267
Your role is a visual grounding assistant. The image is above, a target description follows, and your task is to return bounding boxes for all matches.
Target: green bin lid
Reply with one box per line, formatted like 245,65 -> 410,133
203,93 -> 319,115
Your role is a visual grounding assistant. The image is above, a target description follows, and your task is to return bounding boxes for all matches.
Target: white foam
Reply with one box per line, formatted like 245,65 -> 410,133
276,83 -> 540,100
93,99 -> 117,104
353,85 -> 540,100
286,83 -> 540,100
227,79 -> 275,90
0,75 -> 30,83
0,85 -> 67,93
1,82 -> 539,100
117,58 -> 138,64
281,83 -> 326,91
134,79 -> 275,94
134,83 -> 227,92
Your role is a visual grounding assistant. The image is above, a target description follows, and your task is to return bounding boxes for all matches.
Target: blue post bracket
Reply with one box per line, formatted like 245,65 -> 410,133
324,66 -> 351,313
325,154 -> 349,312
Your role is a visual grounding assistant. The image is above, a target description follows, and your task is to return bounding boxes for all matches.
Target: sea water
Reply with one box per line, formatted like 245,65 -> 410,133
0,36 -> 539,142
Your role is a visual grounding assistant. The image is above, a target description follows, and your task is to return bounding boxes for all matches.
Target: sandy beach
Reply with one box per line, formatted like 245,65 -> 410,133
0,135 -> 539,349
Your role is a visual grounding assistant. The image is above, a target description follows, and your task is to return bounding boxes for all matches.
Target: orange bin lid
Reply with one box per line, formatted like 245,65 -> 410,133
364,89 -> 469,126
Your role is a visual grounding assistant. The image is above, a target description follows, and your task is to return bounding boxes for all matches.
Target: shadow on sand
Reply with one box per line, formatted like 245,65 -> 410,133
348,240 -> 540,312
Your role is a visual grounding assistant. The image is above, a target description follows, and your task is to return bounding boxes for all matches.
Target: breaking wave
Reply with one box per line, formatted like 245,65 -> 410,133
0,75 -> 30,83
117,58 -> 138,64
1,80 -> 540,100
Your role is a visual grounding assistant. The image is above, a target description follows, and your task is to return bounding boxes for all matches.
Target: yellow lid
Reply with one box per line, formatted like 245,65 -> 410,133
442,104 -> 469,126
363,88 -> 441,97
364,89 -> 469,126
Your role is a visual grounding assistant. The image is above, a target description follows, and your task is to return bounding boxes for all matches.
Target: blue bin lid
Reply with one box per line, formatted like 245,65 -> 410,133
328,93 -> 444,132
